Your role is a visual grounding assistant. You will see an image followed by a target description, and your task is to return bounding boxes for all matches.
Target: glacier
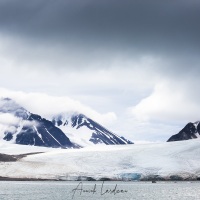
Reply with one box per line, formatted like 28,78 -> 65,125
0,139 -> 200,181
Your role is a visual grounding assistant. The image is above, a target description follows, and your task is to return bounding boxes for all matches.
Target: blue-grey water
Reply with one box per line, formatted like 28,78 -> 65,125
0,181 -> 200,200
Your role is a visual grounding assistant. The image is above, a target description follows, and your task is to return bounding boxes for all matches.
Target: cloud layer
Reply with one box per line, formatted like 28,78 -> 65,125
0,0 -> 199,70
0,88 -> 117,126
0,1 -> 199,142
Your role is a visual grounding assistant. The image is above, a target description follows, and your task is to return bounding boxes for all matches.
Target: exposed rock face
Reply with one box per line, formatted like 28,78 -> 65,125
167,121 -> 200,142
52,113 -> 133,146
0,98 -> 133,148
0,98 -> 78,148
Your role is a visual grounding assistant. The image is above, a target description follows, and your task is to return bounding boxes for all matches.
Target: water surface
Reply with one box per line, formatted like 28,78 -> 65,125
0,181 -> 200,200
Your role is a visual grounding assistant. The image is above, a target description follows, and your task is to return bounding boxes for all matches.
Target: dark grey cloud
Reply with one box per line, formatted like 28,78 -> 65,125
0,0 -> 200,78
0,0 -> 200,53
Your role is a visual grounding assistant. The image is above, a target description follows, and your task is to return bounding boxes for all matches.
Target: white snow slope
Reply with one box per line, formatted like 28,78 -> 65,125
1,139 -> 200,181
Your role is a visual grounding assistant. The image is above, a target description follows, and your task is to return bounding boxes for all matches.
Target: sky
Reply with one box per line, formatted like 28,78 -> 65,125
0,0 -> 200,143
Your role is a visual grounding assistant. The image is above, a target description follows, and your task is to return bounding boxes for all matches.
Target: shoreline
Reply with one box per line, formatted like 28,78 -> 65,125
0,176 -> 55,181
0,176 -> 199,182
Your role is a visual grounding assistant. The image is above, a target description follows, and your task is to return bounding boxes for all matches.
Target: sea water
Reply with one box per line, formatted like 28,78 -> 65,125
0,181 -> 200,200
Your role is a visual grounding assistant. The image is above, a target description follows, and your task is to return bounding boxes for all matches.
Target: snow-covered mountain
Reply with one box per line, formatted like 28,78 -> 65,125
167,121 -> 200,142
0,98 -> 133,148
52,113 -> 133,147
0,98 -> 78,148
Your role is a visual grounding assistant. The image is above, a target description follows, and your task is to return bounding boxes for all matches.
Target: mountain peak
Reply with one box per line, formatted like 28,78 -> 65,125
0,97 -> 29,119
167,121 -> 200,142
0,98 -> 78,149
2,97 -> 12,101
52,113 -> 133,147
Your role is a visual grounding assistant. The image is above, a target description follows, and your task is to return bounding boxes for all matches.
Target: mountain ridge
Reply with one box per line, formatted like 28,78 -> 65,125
0,98 -> 133,148
52,113 -> 133,147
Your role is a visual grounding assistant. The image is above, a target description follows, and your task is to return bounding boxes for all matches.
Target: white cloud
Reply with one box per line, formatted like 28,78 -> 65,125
0,112 -> 20,139
0,113 -> 20,126
22,120 -> 39,127
0,88 -> 117,126
131,81 -> 200,123
5,125 -> 17,134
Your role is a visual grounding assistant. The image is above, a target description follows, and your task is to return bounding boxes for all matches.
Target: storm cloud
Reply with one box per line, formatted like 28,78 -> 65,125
0,0 -> 200,69
0,0 -> 200,142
